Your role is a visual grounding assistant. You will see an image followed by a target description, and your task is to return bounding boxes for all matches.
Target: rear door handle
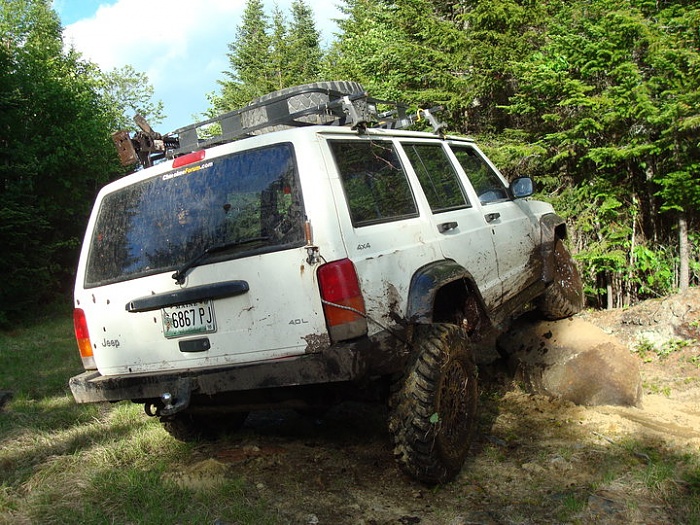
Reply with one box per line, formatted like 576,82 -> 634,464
485,212 -> 501,223
438,221 -> 458,233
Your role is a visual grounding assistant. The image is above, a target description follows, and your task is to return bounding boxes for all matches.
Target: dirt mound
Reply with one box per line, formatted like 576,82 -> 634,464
582,288 -> 700,348
582,289 -> 700,398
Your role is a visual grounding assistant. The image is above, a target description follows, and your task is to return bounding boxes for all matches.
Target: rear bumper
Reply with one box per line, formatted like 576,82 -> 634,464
69,335 -> 401,407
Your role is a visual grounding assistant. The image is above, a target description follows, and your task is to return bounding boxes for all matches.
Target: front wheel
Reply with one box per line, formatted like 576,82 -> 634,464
388,324 -> 479,484
536,238 -> 584,320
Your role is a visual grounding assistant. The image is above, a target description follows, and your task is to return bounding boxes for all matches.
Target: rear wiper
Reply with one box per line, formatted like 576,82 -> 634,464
172,236 -> 269,284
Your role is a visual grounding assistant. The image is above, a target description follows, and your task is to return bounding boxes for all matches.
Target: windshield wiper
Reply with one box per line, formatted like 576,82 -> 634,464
172,236 -> 270,284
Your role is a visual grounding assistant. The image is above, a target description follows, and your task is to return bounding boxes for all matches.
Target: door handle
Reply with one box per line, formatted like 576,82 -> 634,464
485,212 -> 501,223
438,221 -> 458,233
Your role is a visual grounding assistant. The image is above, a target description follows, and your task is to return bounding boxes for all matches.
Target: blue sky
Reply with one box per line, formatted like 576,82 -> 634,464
52,0 -> 342,133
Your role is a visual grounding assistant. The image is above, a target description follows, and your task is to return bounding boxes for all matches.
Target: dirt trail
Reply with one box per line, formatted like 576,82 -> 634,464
174,291 -> 700,524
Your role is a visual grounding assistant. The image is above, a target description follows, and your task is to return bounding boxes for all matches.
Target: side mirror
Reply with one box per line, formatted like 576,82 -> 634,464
511,176 -> 534,199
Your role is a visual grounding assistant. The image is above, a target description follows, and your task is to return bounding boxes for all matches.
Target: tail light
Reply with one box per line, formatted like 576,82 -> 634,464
73,308 -> 97,370
317,259 -> 368,342
172,149 -> 205,168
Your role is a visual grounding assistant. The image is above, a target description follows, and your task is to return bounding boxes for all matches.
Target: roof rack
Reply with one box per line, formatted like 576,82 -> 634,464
113,82 -> 445,169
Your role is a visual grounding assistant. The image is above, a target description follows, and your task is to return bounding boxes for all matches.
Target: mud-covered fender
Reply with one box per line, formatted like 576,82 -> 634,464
406,260 -> 485,324
540,213 -> 568,283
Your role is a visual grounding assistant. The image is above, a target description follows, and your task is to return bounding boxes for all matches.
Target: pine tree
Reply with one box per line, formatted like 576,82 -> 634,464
216,0 -> 272,112
213,0 -> 323,113
269,5 -> 289,91
502,0 -> 700,303
324,0 -> 490,130
286,0 -> 322,85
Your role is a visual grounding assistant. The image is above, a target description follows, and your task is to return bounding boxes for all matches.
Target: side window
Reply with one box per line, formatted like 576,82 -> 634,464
402,143 -> 470,212
329,140 -> 418,227
451,146 -> 509,204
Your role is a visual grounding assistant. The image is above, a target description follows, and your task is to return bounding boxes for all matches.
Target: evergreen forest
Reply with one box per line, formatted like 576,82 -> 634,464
1,0 -> 699,324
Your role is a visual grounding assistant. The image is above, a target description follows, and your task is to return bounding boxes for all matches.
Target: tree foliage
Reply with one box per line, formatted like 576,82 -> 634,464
322,0 -> 472,120
498,0 -> 700,305
0,0 -> 159,324
97,65 -> 166,132
286,0 -> 322,85
211,0 -> 322,113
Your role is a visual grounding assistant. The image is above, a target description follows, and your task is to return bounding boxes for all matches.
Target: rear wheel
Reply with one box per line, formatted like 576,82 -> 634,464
160,411 -> 248,441
388,324 -> 479,484
537,238 -> 584,320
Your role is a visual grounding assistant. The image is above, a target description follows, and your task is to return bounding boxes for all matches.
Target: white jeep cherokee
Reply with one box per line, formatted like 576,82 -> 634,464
70,82 -> 583,484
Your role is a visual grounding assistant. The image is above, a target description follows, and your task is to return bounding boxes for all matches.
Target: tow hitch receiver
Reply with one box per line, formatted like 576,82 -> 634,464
143,380 -> 192,417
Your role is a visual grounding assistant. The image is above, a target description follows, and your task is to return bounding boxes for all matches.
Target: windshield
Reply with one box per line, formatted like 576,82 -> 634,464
85,143 -> 304,287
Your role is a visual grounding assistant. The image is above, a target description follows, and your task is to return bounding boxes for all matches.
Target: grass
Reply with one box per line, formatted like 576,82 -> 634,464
633,336 -> 695,362
0,312 -> 278,525
555,492 -> 587,521
3,311 -> 700,524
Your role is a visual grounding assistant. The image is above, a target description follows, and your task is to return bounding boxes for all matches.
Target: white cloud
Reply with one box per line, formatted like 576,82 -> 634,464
61,0 -> 341,131
63,0 -> 246,73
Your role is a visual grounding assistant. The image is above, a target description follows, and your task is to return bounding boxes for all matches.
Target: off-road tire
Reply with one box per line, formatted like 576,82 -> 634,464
243,81 -> 365,133
160,411 -> 248,441
388,323 -> 479,485
536,238 -> 584,320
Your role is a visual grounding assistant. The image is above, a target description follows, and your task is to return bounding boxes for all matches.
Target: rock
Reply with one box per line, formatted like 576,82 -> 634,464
498,316 -> 642,407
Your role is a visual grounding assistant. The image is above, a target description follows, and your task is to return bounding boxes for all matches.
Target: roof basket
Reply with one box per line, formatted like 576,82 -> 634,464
114,81 -> 445,168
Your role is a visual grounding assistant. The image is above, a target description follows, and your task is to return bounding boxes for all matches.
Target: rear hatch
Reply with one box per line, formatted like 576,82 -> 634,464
75,141 -> 330,376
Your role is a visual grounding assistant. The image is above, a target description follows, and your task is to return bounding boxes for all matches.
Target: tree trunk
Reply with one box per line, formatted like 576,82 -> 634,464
679,213 -> 689,293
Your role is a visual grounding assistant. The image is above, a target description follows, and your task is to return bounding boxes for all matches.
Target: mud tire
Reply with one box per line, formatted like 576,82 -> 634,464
161,411 -> 248,441
388,324 -> 479,485
536,238 -> 584,320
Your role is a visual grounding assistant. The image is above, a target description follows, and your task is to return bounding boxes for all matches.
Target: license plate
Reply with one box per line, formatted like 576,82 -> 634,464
161,301 -> 216,339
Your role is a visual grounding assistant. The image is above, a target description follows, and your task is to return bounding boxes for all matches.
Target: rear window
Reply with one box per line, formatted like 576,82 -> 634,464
329,140 -> 417,227
84,143 -> 304,287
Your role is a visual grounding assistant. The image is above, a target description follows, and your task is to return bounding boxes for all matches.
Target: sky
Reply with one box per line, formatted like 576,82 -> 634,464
52,0 -> 343,133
